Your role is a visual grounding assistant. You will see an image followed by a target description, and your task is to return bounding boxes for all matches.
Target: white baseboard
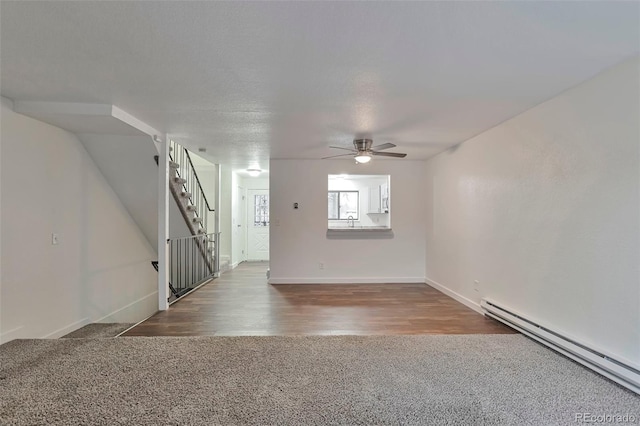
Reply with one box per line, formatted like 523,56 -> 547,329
95,291 -> 158,324
269,277 -> 426,285
0,326 -> 25,344
425,277 -> 483,315
230,261 -> 240,269
1,292 -> 158,343
43,317 -> 91,339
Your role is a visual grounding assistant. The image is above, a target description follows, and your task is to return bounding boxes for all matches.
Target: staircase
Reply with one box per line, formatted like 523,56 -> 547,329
155,140 -> 220,302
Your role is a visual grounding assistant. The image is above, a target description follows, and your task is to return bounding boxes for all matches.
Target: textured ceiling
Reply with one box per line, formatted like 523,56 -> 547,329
1,1 -> 638,170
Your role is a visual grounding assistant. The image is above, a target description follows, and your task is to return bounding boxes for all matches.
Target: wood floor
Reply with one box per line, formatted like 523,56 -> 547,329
123,262 -> 516,336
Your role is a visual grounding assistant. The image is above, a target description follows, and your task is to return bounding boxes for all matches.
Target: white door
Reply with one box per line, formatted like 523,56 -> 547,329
247,189 -> 269,261
235,186 -> 247,263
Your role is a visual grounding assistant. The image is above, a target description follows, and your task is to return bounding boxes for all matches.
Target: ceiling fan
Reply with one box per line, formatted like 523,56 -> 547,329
322,139 -> 407,163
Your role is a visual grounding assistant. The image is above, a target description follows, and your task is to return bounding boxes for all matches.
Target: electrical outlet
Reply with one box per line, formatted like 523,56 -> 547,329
51,233 -> 59,245
474,280 -> 480,292
319,262 -> 324,270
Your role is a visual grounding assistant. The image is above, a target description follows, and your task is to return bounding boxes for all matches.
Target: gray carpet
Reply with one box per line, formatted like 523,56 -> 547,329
60,323 -> 134,339
0,335 -> 637,425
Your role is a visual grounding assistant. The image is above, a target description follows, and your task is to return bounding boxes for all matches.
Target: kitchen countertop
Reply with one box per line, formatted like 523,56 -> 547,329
327,226 -> 392,232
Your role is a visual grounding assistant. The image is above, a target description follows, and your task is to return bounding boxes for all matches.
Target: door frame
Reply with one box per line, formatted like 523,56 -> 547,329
235,185 -> 247,264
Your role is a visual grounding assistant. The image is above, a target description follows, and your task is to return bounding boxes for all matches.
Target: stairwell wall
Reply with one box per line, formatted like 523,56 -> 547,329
0,97 -> 158,342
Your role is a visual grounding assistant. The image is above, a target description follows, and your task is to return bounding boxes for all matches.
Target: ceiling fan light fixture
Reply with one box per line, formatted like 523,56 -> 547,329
354,152 -> 372,164
323,138 -> 406,161
247,168 -> 262,177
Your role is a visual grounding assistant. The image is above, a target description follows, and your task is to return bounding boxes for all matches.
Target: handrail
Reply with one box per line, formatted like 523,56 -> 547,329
183,149 -> 214,212
151,260 -> 182,300
170,233 -> 219,241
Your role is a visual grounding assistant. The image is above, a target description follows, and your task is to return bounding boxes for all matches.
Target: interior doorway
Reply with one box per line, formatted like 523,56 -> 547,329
247,189 -> 269,261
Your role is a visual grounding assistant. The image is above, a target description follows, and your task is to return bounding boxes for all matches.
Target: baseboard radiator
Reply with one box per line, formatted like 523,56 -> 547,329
481,298 -> 640,395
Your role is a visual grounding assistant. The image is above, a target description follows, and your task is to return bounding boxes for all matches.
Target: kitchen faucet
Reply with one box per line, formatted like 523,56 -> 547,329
347,216 -> 355,228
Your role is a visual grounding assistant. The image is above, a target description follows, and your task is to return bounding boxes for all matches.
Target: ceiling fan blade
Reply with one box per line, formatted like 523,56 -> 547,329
329,146 -> 356,152
371,151 -> 407,158
322,153 -> 355,159
371,142 -> 396,151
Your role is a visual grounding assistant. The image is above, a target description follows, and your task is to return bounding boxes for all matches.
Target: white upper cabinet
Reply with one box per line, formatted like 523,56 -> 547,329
368,183 -> 389,214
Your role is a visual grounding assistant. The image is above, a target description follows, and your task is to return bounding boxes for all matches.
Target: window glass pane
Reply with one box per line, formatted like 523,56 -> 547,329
328,191 -> 338,220
254,194 -> 269,226
339,191 -> 358,220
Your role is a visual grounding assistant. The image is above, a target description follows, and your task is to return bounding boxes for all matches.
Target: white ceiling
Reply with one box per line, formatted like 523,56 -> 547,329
1,1 -> 638,171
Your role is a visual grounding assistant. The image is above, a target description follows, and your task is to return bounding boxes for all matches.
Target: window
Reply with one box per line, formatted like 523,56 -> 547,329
254,194 -> 269,226
328,191 -> 359,220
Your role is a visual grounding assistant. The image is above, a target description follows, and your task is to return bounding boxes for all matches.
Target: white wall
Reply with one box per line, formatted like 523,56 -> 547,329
231,172 -> 242,266
424,58 -> 640,366
0,99 -> 3,337
78,133 -> 164,247
240,175 -> 269,190
0,98 -> 158,342
219,166 -> 233,260
270,159 -> 426,283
